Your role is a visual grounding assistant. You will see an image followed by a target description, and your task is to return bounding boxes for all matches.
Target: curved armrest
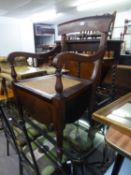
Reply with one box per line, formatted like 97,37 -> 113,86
36,42 -> 61,66
7,42 -> 61,65
7,43 -> 61,81
53,45 -> 105,67
53,45 -> 106,95
7,51 -> 39,81
53,45 -> 106,78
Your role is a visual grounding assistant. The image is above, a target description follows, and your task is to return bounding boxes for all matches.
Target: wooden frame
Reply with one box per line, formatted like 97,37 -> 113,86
92,92 -> 131,136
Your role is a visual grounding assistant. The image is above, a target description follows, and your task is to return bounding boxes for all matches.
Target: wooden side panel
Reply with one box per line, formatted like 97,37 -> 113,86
15,88 -> 53,125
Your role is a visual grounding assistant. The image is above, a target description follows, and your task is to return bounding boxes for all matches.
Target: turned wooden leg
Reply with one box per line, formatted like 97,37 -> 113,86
1,78 -> 8,98
53,95 -> 65,162
56,127 -> 63,162
0,78 -> 4,95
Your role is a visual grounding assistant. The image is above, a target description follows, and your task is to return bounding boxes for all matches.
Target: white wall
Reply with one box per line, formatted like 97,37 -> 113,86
113,9 -> 131,39
0,9 -> 131,56
54,10 -> 131,41
0,17 -> 21,56
113,9 -> 131,51
19,20 -> 35,52
0,17 -> 35,56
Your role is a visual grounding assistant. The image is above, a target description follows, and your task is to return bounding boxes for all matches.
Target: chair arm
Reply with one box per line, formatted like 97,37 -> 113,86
53,45 -> 106,80
7,43 -> 61,81
52,46 -> 106,95
6,52 -> 51,81
36,42 -> 61,66
53,46 -> 106,69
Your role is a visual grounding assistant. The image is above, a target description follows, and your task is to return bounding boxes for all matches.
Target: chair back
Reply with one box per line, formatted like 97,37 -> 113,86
53,13 -> 116,114
55,12 -> 116,82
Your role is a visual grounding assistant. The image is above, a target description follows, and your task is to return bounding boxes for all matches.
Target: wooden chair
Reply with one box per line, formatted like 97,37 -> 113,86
53,12 -> 116,119
9,13 -> 115,162
0,55 -> 44,97
1,14 -> 116,175
0,43 -> 61,97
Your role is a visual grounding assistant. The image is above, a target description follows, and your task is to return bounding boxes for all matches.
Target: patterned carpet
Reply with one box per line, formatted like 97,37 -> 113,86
0,100 -> 115,175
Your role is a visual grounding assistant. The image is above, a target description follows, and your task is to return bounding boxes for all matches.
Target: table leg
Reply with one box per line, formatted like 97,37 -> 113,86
111,153 -> 124,175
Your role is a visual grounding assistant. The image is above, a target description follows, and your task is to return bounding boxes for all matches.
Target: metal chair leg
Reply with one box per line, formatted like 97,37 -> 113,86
6,139 -> 10,156
19,159 -> 23,175
111,153 -> 124,175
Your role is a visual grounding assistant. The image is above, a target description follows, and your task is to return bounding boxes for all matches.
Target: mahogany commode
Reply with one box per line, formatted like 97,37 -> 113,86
9,13 -> 115,160
13,74 -> 92,159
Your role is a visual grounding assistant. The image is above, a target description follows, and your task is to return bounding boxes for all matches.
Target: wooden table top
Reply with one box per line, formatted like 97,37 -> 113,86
92,92 -> 131,137
105,127 -> 131,158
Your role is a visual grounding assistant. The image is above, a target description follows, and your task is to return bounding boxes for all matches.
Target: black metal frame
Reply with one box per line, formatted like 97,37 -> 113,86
0,105 -> 24,175
0,104 -> 66,175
